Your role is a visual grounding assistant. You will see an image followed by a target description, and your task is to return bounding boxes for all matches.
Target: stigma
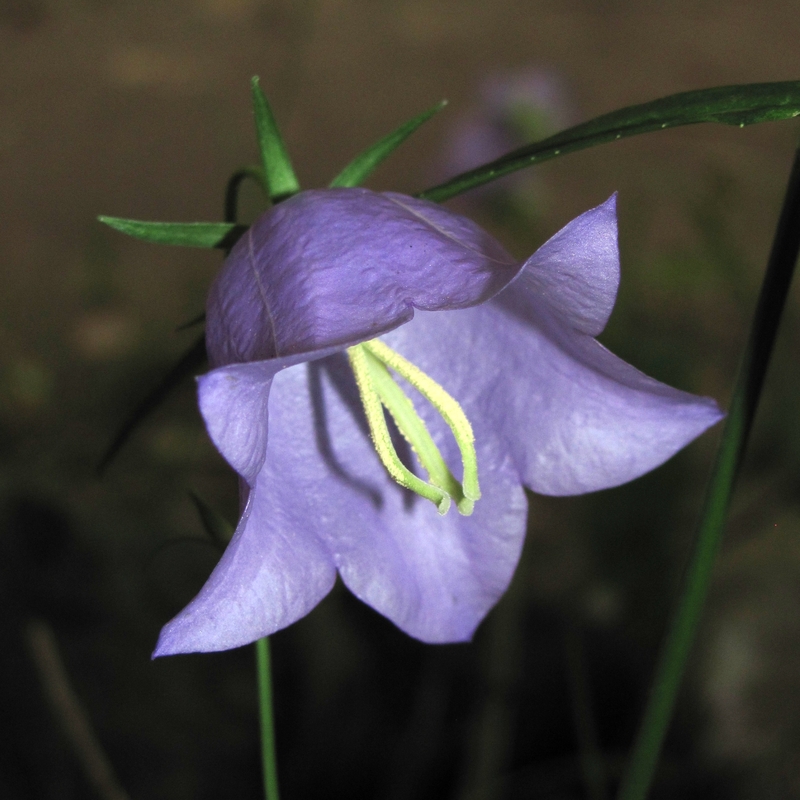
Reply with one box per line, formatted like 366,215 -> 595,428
347,339 -> 480,515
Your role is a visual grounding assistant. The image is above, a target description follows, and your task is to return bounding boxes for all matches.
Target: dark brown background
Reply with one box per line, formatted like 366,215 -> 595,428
2,2 -> 800,798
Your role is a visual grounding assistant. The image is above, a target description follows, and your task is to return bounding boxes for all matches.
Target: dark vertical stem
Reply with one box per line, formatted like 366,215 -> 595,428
564,620 -> 608,800
616,143 -> 800,800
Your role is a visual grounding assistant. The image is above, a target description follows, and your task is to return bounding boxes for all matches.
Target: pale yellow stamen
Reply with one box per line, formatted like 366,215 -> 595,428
346,339 -> 480,516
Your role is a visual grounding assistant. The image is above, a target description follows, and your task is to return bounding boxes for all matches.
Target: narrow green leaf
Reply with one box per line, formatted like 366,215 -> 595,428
98,217 -> 246,250
251,75 -> 300,201
420,81 -> 800,202
98,333 -> 207,473
329,100 -> 448,188
616,144 -> 800,800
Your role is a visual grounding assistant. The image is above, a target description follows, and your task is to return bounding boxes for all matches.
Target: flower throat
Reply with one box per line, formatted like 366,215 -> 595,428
347,339 -> 480,516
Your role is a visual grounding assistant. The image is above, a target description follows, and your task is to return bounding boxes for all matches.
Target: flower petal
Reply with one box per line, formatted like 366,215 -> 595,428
153,474 -> 338,657
385,300 -> 723,497
304,354 -> 529,643
198,342 -> 350,486
197,364 -> 272,487
206,188 -> 520,367
161,353 -> 529,652
511,195 -> 619,335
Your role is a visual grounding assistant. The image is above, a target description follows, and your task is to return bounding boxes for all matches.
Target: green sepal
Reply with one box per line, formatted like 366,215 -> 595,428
329,100 -> 448,188
98,217 -> 246,250
251,76 -> 300,201
420,81 -> 800,202
189,490 -> 234,548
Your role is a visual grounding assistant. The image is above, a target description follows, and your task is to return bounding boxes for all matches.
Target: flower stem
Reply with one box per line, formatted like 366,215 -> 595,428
616,142 -> 800,800
255,637 -> 280,800
564,620 -> 608,800
224,166 -> 268,226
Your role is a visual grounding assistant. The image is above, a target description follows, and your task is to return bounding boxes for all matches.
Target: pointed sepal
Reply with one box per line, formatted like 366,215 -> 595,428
189,490 -> 234,548
98,217 -> 246,250
251,76 -> 300,201
329,100 -> 448,188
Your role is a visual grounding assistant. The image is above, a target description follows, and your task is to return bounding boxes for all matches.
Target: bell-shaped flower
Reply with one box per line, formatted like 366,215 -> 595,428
154,187 -> 723,656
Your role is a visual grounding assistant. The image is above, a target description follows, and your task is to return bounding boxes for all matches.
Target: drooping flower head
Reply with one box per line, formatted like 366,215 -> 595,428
154,187 -> 722,656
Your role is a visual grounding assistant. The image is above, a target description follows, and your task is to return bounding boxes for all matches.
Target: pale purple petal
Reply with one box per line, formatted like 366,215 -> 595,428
197,342 -> 354,487
153,469 -> 338,655
206,188 -> 519,367
197,364 -> 272,487
304,355 -> 528,643
510,195 -> 620,336
384,301 -> 723,496
158,353 -> 529,654
154,187 -> 725,656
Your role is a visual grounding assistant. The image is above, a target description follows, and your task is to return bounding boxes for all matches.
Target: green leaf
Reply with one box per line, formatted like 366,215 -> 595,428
98,333 -> 207,473
98,217 -> 246,250
419,81 -> 800,202
251,75 -> 300,201
329,100 -> 448,188
616,144 -> 800,800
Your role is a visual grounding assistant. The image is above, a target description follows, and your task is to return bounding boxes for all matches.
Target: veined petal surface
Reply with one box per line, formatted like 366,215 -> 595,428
157,353 -> 528,654
206,188 -> 519,367
155,187 -> 724,656
304,354 -> 528,643
511,195 -> 620,336
197,341 -> 355,487
153,470 -> 338,655
385,301 -> 723,496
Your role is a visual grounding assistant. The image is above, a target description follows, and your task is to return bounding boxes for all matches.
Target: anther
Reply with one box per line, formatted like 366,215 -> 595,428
347,339 -> 480,516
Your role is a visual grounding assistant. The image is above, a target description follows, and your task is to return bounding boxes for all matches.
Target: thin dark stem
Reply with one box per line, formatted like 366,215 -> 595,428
616,142 -> 800,800
27,620 -> 131,800
224,166 -> 268,226
98,333 -> 207,473
564,620 -> 608,800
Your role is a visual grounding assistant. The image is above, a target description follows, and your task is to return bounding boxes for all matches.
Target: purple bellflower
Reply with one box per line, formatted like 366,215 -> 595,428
441,67 -> 577,207
446,68 -> 576,174
154,187 -> 723,656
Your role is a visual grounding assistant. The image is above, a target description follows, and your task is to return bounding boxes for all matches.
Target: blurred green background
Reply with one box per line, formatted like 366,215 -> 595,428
2,1 -> 800,798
